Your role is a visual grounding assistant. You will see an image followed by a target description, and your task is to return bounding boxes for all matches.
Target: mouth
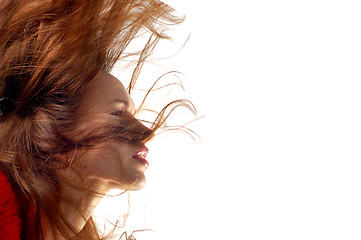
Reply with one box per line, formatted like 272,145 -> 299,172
132,148 -> 149,168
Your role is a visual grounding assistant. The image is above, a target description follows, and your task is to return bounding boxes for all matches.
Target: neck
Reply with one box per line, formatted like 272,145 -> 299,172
61,185 -> 104,231
45,178 -> 111,239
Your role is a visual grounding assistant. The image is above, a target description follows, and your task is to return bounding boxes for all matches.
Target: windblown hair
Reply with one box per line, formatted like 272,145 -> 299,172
0,0 -> 194,239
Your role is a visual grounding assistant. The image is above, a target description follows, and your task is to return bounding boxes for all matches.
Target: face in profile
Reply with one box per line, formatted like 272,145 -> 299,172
67,71 -> 152,192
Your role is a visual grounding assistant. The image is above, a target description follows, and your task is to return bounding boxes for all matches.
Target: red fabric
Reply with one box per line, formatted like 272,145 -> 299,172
24,204 -> 37,240
0,171 -> 21,240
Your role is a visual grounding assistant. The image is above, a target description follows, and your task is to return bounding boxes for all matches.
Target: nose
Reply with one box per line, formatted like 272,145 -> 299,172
128,117 -> 155,144
143,128 -> 155,143
138,121 -> 155,144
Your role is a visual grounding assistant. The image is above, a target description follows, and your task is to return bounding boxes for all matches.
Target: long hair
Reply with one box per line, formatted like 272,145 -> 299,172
0,0 -> 195,239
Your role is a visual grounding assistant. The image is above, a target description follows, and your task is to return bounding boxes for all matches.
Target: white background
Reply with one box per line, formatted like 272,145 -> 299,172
95,1 -> 361,239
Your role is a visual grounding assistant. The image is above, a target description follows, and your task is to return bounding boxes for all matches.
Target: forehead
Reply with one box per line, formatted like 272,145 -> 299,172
81,71 -> 133,109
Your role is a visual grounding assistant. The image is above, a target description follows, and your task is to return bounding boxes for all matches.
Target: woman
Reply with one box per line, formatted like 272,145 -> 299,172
0,0 -> 192,239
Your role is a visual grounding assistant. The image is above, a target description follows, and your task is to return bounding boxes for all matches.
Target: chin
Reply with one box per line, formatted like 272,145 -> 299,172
129,174 -> 146,191
111,172 -> 146,191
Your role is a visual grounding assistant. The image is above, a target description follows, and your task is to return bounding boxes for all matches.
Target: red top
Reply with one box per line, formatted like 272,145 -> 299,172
0,171 -> 22,240
0,171 -> 50,239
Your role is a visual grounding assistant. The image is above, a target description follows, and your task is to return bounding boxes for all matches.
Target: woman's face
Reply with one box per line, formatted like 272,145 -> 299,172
70,71 -> 152,191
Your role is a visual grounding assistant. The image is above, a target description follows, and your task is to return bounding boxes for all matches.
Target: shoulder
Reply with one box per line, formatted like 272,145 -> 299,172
0,171 -> 22,240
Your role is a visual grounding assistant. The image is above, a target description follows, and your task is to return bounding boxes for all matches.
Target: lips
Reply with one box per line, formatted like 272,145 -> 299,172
132,148 -> 149,168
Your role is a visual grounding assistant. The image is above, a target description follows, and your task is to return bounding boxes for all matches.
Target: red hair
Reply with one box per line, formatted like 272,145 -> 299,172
0,0 -> 194,239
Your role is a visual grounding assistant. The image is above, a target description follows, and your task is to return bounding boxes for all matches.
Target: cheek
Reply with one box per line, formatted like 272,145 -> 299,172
71,142 -> 146,190
76,143 -> 127,176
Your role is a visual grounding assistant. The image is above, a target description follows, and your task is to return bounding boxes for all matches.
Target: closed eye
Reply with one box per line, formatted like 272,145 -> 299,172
111,110 -> 123,116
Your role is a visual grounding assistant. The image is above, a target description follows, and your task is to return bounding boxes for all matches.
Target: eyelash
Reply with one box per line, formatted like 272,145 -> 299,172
111,110 -> 123,116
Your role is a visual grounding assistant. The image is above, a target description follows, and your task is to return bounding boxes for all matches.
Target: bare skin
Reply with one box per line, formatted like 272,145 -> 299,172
50,72 -> 151,238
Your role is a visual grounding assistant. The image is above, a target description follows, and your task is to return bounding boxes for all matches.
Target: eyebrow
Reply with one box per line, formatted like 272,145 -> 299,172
113,99 -> 134,110
113,99 -> 128,105
113,98 -> 136,114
